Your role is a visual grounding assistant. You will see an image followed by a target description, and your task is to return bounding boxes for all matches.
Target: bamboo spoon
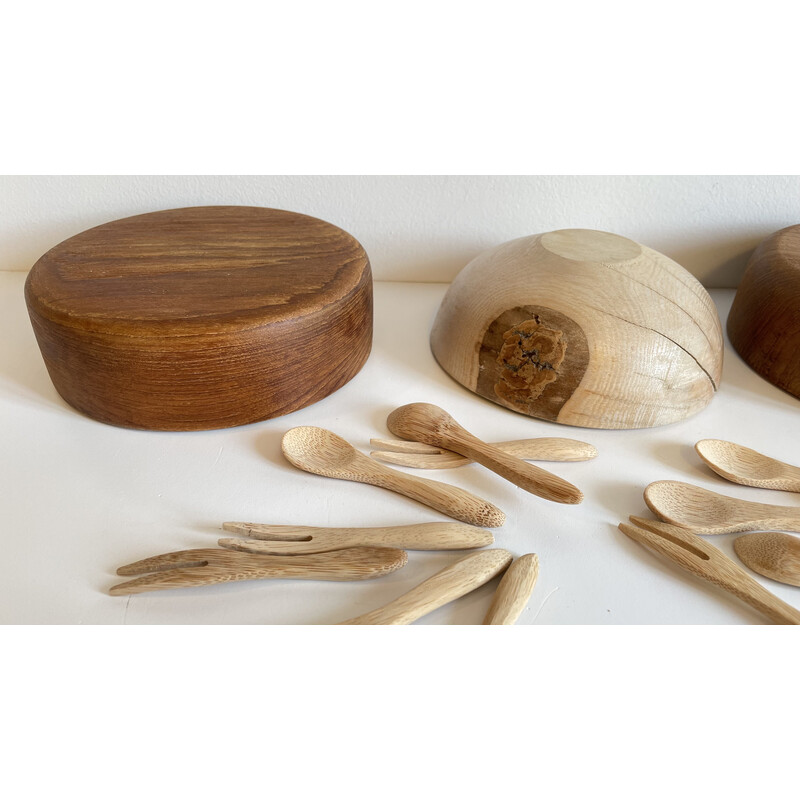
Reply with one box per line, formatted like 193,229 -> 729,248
109,546 -> 408,596
219,521 -> 493,555
370,437 -> 598,469
619,517 -> 800,624
482,553 -> 539,625
644,480 -> 800,534
386,403 -> 583,504
695,439 -> 800,492
734,532 -> 800,588
281,427 -> 506,528
339,549 -> 513,624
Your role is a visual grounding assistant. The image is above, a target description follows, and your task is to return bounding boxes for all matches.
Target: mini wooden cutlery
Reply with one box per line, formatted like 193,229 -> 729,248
644,480 -> 800,534
339,549 -> 513,624
482,553 -> 539,624
219,521 -> 493,555
110,546 -> 408,595
386,402 -> 583,504
619,516 -> 800,624
370,437 -> 597,469
695,439 -> 800,492
281,426 -> 506,527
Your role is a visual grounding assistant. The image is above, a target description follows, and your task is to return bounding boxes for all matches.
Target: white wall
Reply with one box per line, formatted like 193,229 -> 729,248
2,175 -> 799,286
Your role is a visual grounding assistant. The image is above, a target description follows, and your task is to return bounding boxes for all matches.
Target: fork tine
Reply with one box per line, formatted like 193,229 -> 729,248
369,438 -> 444,455
627,516 -> 713,559
109,567 -> 224,595
218,537 -> 323,555
221,523 -> 313,541
115,548 -> 218,576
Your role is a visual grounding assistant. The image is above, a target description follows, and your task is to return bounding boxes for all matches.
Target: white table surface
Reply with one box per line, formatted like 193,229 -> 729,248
3,271 -> 800,624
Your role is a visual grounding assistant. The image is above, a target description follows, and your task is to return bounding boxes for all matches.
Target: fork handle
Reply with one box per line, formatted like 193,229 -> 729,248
340,549 -> 513,624
713,568 -> 800,624
624,523 -> 800,624
483,553 -> 540,624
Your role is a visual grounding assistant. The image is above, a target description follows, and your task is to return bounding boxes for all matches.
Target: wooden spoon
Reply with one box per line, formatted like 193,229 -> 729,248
695,439 -> 800,492
482,553 -> 539,624
644,480 -> 800,534
734,532 -> 800,587
339,549 -> 513,624
386,403 -> 583,504
281,426 -> 506,528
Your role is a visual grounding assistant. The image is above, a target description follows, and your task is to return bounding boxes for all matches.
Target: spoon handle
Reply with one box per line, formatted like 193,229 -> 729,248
483,553 -> 540,624
442,430 -> 584,504
371,466 -> 506,528
340,549 -> 513,624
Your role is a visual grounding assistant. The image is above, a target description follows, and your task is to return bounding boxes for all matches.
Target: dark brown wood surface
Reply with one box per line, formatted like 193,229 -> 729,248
727,224 -> 800,401
25,206 -> 373,430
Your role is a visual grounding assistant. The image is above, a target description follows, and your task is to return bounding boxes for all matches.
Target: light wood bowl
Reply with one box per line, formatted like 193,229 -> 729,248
25,206 -> 373,431
430,229 -> 723,430
727,224 -> 800,400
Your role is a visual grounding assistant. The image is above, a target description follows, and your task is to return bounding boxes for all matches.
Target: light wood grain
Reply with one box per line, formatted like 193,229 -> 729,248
109,546 -> 408,595
734,532 -> 800,588
386,403 -> 582,504
24,206 -> 372,430
430,228 -> 723,430
281,426 -> 506,528
695,439 -> 800,492
644,480 -> 800,534
482,553 -> 539,624
370,437 -> 597,468
219,521 -> 493,554
728,224 -> 800,400
620,517 -> 800,624
340,549 -> 513,624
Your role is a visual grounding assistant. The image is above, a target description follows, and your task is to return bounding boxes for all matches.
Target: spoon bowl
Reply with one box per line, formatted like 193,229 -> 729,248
644,480 -> 800,534
281,426 -> 506,528
734,532 -> 800,587
387,402 -> 583,504
282,425 -> 362,478
695,439 -> 800,492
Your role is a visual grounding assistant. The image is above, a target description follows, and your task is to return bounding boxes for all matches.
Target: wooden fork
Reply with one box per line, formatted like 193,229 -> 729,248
619,516 -> 800,624
219,521 -> 493,555
109,546 -> 408,596
370,437 -> 597,469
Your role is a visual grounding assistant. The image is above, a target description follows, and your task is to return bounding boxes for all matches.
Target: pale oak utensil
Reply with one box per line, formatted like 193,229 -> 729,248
734,532 -> 800,588
219,521 -> 493,555
695,439 -> 800,492
281,426 -> 506,528
482,553 -> 540,625
619,517 -> 800,624
109,546 -> 408,596
386,403 -> 583,504
644,480 -> 800,534
370,437 -> 597,469
339,549 -> 513,624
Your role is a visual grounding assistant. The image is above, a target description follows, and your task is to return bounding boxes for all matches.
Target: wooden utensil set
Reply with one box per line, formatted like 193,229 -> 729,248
620,439 -> 800,624
110,400 -> 800,624
111,402 -> 593,623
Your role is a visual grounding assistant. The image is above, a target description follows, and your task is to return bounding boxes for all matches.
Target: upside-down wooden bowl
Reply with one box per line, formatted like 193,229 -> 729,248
727,224 -> 800,400
431,229 -> 723,430
25,206 -> 373,431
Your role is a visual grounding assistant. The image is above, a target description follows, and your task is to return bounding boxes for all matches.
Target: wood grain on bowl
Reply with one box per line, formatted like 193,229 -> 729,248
24,206 -> 373,431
